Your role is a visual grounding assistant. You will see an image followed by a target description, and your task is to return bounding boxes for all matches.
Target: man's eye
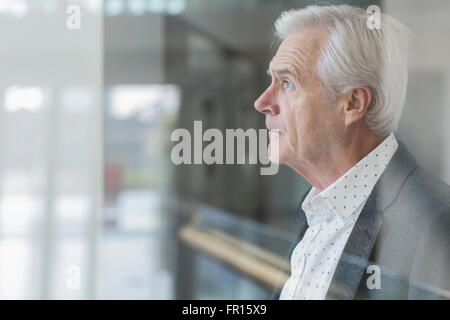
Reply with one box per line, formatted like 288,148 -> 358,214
282,80 -> 293,89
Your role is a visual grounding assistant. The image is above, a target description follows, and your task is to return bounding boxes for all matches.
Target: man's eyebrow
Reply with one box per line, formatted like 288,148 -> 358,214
267,68 -> 294,77
272,68 -> 294,77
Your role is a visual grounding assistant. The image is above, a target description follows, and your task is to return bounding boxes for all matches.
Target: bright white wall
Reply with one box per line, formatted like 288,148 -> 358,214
0,2 -> 103,299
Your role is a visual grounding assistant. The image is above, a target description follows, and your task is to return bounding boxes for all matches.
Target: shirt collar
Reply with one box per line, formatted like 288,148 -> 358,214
301,133 -> 399,225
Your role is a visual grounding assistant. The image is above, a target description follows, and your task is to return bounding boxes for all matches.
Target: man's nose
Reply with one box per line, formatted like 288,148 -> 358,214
254,86 -> 279,116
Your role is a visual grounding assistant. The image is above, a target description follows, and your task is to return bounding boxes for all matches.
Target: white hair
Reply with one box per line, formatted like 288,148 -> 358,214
274,4 -> 413,137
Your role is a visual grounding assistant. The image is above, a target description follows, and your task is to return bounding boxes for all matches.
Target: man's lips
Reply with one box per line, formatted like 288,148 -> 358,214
268,129 -> 283,135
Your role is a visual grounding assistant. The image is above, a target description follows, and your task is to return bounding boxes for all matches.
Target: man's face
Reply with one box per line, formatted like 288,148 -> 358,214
254,28 -> 343,168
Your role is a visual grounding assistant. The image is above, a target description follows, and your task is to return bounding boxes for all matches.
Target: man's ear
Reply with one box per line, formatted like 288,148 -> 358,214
341,86 -> 373,127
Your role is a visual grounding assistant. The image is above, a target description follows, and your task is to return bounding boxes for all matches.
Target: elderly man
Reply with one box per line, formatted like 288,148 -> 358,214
254,5 -> 450,300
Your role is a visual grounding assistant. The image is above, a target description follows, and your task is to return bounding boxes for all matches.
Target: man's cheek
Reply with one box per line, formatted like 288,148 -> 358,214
285,107 -> 303,155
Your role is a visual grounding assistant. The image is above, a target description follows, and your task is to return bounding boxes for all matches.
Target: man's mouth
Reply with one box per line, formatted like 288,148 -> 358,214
269,129 -> 283,135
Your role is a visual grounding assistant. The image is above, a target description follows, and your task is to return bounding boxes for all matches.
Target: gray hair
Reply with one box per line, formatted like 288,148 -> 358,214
275,4 -> 413,137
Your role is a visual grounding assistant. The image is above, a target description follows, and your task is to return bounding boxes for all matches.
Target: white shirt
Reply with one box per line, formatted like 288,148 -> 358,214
279,133 -> 399,300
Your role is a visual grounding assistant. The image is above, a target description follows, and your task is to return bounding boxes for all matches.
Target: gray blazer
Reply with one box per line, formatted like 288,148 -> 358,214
273,141 -> 450,299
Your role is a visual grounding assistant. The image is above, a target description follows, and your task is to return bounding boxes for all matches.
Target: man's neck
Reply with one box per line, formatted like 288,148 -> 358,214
292,132 -> 385,192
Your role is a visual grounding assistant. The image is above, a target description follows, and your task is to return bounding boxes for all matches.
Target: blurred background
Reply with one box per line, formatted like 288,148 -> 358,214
0,0 -> 449,299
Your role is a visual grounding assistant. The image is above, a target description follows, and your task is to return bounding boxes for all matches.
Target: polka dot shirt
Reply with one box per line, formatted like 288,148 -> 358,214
279,133 -> 399,300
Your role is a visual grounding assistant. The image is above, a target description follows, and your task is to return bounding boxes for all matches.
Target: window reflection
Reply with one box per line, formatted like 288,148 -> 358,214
0,0 -> 449,301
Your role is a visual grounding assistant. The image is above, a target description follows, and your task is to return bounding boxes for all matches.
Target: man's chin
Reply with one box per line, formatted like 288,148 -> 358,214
267,143 -> 286,164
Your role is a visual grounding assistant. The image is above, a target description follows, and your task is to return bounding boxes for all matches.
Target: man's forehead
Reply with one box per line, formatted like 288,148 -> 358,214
269,28 -> 328,71
268,46 -> 309,75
